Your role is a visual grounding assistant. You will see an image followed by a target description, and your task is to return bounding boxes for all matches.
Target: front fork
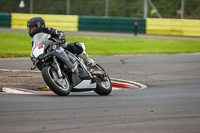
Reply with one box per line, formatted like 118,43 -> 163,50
53,56 -> 63,78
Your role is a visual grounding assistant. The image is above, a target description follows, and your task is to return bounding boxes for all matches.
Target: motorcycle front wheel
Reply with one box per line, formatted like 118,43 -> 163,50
42,66 -> 72,96
93,64 -> 112,95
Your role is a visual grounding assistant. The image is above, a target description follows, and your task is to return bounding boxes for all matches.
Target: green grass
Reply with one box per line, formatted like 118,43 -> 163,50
0,32 -> 200,58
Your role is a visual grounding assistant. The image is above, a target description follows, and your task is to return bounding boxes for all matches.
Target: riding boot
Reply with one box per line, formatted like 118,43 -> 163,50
78,52 -> 96,67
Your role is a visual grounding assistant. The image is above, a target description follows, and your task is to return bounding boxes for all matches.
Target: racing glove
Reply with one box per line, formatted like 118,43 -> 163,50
58,39 -> 66,44
58,32 -> 66,44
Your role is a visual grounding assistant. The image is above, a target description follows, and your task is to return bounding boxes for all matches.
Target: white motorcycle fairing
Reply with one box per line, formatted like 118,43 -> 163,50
32,45 -> 45,58
74,80 -> 96,89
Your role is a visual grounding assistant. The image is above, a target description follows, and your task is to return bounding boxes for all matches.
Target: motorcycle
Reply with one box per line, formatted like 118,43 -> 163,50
30,33 -> 112,96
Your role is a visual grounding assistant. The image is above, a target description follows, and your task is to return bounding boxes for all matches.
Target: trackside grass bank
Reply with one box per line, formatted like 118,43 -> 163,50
0,32 -> 200,58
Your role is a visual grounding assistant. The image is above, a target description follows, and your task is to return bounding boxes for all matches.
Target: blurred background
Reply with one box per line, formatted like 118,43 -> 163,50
0,0 -> 200,57
1,0 -> 200,37
1,0 -> 200,19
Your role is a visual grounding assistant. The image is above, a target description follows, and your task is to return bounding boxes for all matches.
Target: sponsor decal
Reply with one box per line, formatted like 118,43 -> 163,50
53,45 -> 57,49
38,45 -> 44,49
56,47 -> 64,53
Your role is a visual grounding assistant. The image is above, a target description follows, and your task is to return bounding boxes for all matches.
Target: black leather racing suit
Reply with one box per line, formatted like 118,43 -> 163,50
43,27 -> 83,55
43,27 -> 65,43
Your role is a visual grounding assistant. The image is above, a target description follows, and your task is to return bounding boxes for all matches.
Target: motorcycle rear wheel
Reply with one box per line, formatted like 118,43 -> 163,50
42,66 -> 71,96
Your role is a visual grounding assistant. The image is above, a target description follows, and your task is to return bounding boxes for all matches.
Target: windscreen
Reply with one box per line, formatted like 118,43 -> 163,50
31,33 -> 51,57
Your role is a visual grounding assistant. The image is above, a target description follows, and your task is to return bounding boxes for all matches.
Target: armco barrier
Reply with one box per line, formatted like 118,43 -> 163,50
0,13 -> 11,28
3,13 -> 200,37
146,18 -> 200,37
11,13 -> 78,31
79,16 -> 146,34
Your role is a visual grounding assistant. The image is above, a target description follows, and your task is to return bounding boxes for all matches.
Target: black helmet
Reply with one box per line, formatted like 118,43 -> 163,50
27,17 -> 45,38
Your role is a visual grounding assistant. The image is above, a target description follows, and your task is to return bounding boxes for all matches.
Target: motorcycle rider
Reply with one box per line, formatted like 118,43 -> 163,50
27,17 -> 96,67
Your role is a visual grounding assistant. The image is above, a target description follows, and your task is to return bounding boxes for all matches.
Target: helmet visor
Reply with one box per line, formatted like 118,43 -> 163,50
30,25 -> 38,32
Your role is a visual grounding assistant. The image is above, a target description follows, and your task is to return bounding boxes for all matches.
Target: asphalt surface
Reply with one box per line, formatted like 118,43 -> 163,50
0,54 -> 200,133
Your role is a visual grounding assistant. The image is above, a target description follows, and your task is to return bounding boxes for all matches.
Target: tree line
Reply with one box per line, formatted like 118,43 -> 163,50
0,0 -> 200,19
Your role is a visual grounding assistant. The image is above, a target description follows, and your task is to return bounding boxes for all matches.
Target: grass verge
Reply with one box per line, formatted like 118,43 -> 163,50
0,32 -> 200,58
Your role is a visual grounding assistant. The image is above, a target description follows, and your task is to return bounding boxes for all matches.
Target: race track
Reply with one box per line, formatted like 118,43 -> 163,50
0,54 -> 200,133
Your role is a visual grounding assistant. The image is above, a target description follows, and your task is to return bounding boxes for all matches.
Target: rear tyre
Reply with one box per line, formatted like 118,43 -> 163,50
42,66 -> 71,96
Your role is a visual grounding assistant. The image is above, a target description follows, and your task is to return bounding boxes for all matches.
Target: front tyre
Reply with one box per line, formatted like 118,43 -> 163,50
93,64 -> 112,95
42,66 -> 71,96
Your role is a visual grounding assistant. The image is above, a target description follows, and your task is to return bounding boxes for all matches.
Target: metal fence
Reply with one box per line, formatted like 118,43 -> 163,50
0,0 -> 200,19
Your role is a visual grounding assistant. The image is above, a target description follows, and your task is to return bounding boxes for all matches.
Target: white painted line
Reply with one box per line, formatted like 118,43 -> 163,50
112,87 -> 123,90
1,86 -> 127,95
0,69 -> 39,73
2,87 -> 33,94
